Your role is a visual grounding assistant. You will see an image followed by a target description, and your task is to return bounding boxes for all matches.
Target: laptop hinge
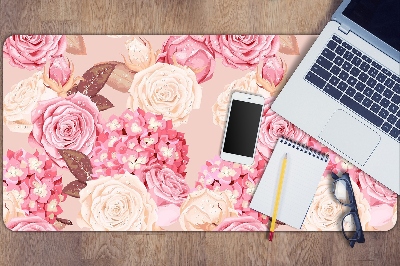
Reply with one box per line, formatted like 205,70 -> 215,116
338,24 -> 350,34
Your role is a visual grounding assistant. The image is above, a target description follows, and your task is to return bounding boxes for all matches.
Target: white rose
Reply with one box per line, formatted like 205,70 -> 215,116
77,173 -> 158,231
212,71 -> 269,128
127,63 -> 202,127
179,188 -> 238,231
3,71 -> 58,133
302,175 -> 371,231
3,187 -> 26,225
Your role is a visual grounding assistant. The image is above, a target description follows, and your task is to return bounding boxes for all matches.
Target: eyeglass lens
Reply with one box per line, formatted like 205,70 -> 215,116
333,179 -> 351,205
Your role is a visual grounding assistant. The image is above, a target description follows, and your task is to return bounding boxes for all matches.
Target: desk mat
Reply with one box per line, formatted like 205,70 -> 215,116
2,35 -> 397,231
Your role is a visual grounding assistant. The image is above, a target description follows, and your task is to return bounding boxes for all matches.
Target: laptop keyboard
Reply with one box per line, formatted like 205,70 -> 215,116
304,34 -> 400,142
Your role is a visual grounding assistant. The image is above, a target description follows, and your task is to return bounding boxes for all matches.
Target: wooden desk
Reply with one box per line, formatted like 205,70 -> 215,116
0,0 -> 398,265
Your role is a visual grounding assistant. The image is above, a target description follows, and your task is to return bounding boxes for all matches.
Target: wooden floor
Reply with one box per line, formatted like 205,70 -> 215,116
1,0 -> 399,265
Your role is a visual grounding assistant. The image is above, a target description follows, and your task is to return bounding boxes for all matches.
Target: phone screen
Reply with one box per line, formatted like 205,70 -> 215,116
223,100 -> 263,157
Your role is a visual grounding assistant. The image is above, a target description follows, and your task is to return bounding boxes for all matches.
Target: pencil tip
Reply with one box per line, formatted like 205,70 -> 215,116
284,153 -> 287,159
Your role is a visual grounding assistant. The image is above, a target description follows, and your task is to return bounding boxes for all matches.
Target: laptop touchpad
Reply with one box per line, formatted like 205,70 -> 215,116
319,109 -> 380,165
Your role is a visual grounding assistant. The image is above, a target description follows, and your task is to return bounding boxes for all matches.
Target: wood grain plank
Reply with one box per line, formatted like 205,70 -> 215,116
81,232 -> 127,260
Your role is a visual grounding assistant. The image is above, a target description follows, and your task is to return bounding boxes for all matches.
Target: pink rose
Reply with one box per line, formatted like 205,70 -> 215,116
28,92 -> 102,168
157,35 -> 215,84
7,216 -> 57,231
210,35 -> 279,70
49,56 -> 71,86
262,55 -> 285,86
213,216 -> 267,231
3,35 -> 67,70
145,164 -> 190,205
358,172 -> 397,206
257,97 -> 310,161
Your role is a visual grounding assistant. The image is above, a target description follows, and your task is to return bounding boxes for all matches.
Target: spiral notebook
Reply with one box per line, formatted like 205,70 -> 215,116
250,137 -> 329,229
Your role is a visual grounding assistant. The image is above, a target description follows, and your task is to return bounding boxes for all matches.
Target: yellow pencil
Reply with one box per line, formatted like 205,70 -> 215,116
269,153 -> 288,241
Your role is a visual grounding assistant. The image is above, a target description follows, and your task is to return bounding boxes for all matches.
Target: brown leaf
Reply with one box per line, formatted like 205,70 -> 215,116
278,35 -> 300,55
66,35 -> 87,55
62,180 -> 87,198
91,94 -> 114,111
106,63 -> 136,93
74,62 -> 118,97
56,218 -> 73,225
58,149 -> 93,182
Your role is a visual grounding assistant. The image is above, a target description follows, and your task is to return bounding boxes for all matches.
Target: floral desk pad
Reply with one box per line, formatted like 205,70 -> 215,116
2,35 -> 397,232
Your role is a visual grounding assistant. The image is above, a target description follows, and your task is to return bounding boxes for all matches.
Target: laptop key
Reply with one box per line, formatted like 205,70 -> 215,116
372,92 -> 382,102
359,73 -> 368,82
371,61 -> 382,70
394,76 -> 400,83
374,83 -> 385,93
378,109 -> 389,119
322,48 -> 335,60
305,72 -> 325,89
363,87 -> 373,97
346,87 -> 356,97
335,46 -> 346,56
317,56 -> 333,70
339,71 -> 349,81
368,67 -> 379,78
342,62 -> 352,72
352,48 -> 361,57
366,78 -> 377,88
351,56 -> 362,65
396,119 -> 400,129
342,41 -> 352,50
362,98 -> 373,108
340,95 -> 383,127
381,123 -> 392,133
343,51 -> 354,61
333,56 -> 344,66
332,35 -> 342,43
330,76 -> 340,86
354,92 -> 365,103
371,103 -> 381,114
355,81 -> 365,91
347,76 -> 357,86
312,64 -> 331,80
361,55 -> 372,63
393,83 -> 400,94
338,81 -> 348,91
384,78 -> 395,88
376,73 -> 387,83
350,67 -> 361,77
360,62 -> 370,72
391,94 -> 399,104
331,65 -> 341,75
323,84 -> 342,100
380,98 -> 390,108
381,68 -> 391,75
327,40 -> 338,50
388,103 -> 399,114
387,114 -> 397,125
383,89 -> 394,99
389,128 -> 400,139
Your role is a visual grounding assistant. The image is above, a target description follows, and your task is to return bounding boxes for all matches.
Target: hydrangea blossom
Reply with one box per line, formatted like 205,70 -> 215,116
3,149 -> 66,224
195,153 -> 270,224
90,108 -> 190,184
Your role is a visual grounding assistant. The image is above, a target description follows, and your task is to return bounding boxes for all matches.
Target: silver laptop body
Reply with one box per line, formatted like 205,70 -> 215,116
272,0 -> 400,193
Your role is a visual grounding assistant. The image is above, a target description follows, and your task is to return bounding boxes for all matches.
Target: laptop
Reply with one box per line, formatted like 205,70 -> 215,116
271,0 -> 400,194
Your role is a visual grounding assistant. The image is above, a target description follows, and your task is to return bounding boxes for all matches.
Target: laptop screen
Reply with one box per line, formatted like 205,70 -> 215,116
343,0 -> 400,52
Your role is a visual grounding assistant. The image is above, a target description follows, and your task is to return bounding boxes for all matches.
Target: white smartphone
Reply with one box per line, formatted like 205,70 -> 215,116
220,91 -> 265,165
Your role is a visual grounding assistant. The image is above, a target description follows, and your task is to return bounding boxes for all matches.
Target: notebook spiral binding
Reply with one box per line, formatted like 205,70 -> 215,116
280,137 -> 329,162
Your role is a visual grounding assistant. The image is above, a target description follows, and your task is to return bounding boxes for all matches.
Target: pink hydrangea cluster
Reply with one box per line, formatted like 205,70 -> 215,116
195,153 -> 270,224
90,108 -> 190,182
3,149 -> 66,224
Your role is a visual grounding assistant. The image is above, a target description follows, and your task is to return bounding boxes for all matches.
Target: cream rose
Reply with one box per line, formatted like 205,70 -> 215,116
127,62 -> 202,127
3,187 -> 26,225
3,71 -> 58,133
179,188 -> 238,231
302,175 -> 371,231
77,173 -> 158,231
212,71 -> 269,128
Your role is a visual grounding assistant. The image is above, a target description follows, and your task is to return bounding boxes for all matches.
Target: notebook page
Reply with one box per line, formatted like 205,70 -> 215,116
250,139 -> 328,229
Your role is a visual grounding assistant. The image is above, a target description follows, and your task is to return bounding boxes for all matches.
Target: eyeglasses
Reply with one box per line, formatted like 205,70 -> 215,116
331,172 -> 365,248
